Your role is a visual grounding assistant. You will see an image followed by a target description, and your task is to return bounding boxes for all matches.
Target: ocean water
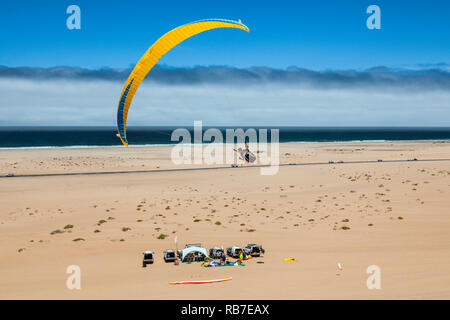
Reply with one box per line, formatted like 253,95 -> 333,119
0,127 -> 450,148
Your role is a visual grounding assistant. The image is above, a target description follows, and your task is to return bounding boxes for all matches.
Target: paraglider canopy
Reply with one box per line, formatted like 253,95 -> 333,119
116,19 -> 250,146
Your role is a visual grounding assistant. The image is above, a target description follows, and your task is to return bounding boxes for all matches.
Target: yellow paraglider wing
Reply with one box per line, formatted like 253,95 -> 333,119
116,19 -> 250,146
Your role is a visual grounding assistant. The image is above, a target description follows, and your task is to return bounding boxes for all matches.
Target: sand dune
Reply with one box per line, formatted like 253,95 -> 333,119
1,141 -> 450,299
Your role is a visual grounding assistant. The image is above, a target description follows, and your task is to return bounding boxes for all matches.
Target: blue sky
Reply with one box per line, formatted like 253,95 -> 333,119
0,0 -> 449,70
1,1 -> 449,127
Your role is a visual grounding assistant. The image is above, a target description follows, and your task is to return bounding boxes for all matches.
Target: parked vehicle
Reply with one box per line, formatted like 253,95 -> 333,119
337,160 -> 344,163
377,159 -> 383,162
142,251 -> 154,267
226,246 -> 243,258
328,161 -> 334,164
244,244 -> 265,257
5,173 -> 14,177
209,247 -> 225,259
163,249 -> 176,263
408,158 -> 418,161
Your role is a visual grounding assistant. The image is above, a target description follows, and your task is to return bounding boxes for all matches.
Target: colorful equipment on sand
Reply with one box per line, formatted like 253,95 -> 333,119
202,260 -> 245,267
169,277 -> 232,285
239,251 -> 251,260
284,258 -> 297,262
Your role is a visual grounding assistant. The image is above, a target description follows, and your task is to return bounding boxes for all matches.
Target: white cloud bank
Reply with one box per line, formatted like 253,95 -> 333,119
0,68 -> 449,126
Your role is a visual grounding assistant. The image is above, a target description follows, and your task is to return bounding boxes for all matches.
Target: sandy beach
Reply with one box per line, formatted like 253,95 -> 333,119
1,141 -> 450,299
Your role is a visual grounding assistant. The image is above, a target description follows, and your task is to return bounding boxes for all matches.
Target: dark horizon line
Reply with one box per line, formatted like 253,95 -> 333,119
1,126 -> 450,129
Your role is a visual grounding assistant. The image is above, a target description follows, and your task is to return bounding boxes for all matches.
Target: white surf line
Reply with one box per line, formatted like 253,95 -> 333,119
2,158 -> 450,179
